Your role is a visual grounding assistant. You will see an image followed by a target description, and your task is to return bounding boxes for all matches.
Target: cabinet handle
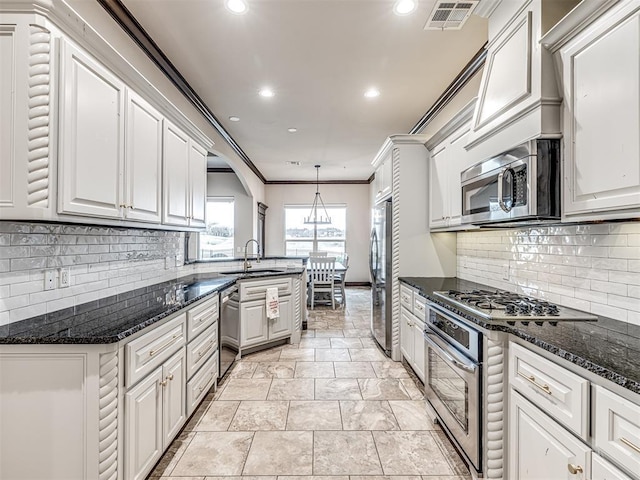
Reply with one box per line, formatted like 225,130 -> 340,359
620,437 -> 640,454
567,464 -> 583,475
167,374 -> 174,381
149,334 -> 178,357
198,341 -> 214,357
159,379 -> 168,387
517,371 -> 552,395
119,204 -> 127,208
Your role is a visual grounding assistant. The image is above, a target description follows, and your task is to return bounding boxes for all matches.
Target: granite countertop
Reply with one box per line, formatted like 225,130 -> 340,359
400,277 -> 640,395
0,268 -> 304,345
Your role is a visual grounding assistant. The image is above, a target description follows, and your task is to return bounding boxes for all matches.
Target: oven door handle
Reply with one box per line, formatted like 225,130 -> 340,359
424,330 -> 477,374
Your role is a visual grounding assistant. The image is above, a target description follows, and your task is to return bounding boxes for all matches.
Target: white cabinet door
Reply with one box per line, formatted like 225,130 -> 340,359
400,307 -> 413,362
412,318 -> 425,382
58,39 -> 125,219
162,350 -> 186,448
241,299 -> 269,347
189,141 -> 207,228
561,1 -> 640,218
163,120 -> 190,226
447,124 -> 473,227
269,296 -> 292,340
509,390 -> 591,480
374,156 -> 393,203
125,90 -> 162,223
125,366 -> 163,480
429,145 -> 448,229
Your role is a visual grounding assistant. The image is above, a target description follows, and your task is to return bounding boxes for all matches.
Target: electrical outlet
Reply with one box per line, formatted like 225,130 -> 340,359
502,265 -> 510,281
59,268 -> 70,288
44,270 -> 55,291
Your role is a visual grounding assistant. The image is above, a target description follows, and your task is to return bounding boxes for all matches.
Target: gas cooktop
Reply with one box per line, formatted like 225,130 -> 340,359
433,289 -> 598,324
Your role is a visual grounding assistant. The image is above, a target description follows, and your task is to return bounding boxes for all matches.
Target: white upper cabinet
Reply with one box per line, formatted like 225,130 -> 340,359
547,0 -> 640,220
163,120 -> 208,228
163,120 -> 190,226
58,38 -> 125,219
427,102 -> 476,231
189,141 -> 207,228
373,154 -> 393,203
124,90 -> 163,223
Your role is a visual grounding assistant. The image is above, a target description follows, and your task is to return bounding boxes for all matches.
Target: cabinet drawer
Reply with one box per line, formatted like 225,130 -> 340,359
186,353 -> 217,417
400,284 -> 413,312
240,277 -> 292,301
509,342 -> 589,439
125,314 -> 186,388
413,295 -> 427,322
186,323 -> 218,380
187,295 -> 219,341
592,453 -> 634,480
594,385 -> 640,477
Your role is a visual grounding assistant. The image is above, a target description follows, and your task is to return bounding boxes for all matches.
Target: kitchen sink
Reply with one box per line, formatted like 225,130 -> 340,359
220,268 -> 286,275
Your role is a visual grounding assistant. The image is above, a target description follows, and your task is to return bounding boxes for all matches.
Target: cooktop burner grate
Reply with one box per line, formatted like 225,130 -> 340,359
433,289 -> 597,323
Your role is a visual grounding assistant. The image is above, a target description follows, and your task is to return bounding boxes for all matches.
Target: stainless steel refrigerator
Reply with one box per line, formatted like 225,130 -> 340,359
370,199 -> 392,356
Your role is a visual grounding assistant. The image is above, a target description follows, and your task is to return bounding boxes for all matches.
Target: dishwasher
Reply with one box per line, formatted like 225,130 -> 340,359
219,285 -> 240,378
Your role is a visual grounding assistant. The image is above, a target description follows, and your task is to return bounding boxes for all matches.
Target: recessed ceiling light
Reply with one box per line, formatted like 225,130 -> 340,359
225,0 -> 248,15
259,87 -> 275,98
393,0 -> 417,16
229,116 -> 240,122
287,128 -> 298,133
364,88 -> 380,98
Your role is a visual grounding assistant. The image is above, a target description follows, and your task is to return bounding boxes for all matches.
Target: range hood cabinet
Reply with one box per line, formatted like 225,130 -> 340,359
465,0 -> 579,159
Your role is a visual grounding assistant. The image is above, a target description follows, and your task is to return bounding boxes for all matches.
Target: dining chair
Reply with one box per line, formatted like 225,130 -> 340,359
309,251 -> 328,257
333,253 -> 348,306
308,256 -> 336,309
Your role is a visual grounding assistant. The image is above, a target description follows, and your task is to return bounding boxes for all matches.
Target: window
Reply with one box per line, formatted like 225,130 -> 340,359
285,205 -> 346,258
200,198 -> 234,259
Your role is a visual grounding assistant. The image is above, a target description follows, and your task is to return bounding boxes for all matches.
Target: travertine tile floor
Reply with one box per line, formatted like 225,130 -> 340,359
149,288 -> 471,480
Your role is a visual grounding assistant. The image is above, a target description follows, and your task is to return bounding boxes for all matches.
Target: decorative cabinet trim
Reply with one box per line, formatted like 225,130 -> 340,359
27,24 -> 51,208
98,350 -> 119,480
390,146 -> 401,361
485,338 -> 505,479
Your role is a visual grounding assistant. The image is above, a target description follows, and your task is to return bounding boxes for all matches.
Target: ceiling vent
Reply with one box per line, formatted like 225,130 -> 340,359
424,1 -> 479,30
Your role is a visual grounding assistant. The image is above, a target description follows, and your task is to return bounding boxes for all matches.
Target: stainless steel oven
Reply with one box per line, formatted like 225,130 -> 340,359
424,302 -> 482,472
460,139 -> 560,225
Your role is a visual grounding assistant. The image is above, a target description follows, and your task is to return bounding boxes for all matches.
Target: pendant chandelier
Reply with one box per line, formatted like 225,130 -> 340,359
304,165 -> 332,225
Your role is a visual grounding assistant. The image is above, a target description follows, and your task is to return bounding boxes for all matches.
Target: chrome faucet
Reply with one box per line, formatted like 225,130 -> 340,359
243,239 -> 261,272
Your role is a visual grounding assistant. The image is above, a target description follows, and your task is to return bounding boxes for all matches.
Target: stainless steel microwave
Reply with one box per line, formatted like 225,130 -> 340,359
460,139 -> 561,225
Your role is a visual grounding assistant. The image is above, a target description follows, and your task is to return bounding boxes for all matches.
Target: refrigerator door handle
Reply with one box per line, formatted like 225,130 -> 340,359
369,228 -> 378,282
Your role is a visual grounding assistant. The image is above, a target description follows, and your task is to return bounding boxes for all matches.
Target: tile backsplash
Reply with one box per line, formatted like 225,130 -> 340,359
0,222 -> 186,325
457,222 -> 640,325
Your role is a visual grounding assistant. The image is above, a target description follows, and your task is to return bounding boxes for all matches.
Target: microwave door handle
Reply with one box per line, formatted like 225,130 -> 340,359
424,331 -> 476,373
498,167 -> 514,213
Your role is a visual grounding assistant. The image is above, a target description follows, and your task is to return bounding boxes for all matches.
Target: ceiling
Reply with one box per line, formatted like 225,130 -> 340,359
119,0 -> 488,181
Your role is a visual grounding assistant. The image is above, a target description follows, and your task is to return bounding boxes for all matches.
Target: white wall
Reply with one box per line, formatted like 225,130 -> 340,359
265,183 -> 371,283
207,173 -> 254,254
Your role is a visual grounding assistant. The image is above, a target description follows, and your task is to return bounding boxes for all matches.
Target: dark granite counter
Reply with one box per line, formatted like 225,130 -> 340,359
0,268 -> 304,345
400,277 -> 640,395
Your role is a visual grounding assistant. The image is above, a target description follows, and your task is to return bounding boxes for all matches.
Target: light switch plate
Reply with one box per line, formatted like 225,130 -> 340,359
44,270 -> 55,291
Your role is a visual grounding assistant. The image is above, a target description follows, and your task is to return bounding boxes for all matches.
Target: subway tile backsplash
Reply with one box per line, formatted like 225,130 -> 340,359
0,222 -> 186,325
457,222 -> 640,325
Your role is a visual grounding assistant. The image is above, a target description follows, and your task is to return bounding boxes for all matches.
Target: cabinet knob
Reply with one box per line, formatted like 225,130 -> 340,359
167,374 -> 174,381
159,379 -> 168,387
567,464 -> 583,475
119,204 -> 127,208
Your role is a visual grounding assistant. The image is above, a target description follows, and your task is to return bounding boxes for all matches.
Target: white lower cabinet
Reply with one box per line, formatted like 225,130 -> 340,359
399,304 -> 425,383
125,348 -> 186,480
241,296 -> 292,348
509,390 -> 591,480
592,453 -> 634,480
